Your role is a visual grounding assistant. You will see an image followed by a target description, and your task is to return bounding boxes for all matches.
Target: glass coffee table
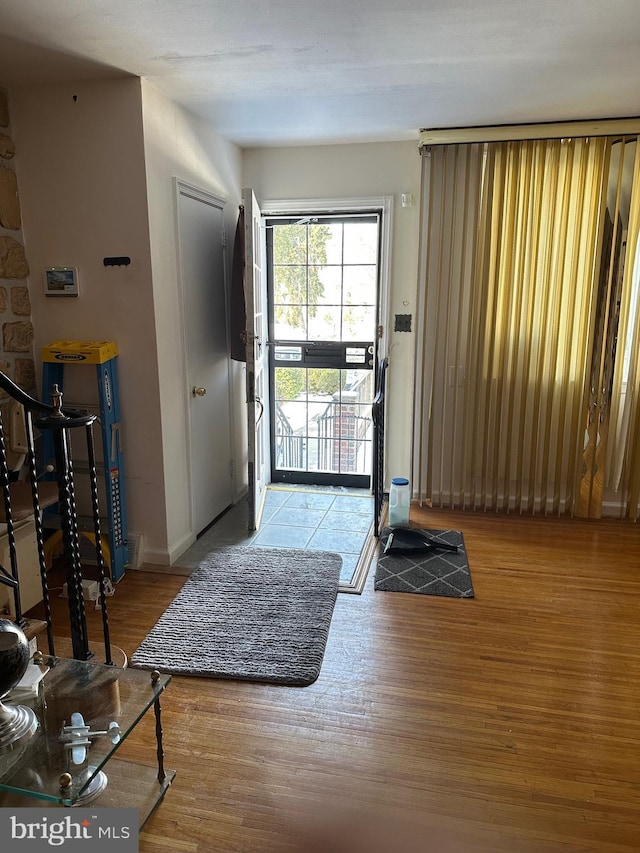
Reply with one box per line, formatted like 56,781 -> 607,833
0,655 -> 174,827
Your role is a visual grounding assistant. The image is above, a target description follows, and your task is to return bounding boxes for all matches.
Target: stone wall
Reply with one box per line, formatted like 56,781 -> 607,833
0,86 -> 35,394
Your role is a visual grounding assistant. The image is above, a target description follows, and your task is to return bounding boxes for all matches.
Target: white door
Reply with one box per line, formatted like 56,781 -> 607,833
178,183 -> 233,534
243,188 -> 270,530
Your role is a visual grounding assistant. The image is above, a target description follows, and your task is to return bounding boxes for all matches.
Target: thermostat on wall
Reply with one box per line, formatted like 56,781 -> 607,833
44,267 -> 79,297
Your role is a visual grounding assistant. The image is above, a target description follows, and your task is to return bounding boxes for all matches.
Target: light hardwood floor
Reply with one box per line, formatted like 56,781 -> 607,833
36,508 -> 640,852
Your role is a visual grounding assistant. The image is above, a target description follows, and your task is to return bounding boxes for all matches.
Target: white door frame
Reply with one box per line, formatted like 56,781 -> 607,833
243,188 -> 272,530
260,195 -> 393,364
259,195 -> 393,488
174,178 -> 234,536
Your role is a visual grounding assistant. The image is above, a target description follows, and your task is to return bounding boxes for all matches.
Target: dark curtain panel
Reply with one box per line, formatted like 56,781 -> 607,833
229,204 -> 247,362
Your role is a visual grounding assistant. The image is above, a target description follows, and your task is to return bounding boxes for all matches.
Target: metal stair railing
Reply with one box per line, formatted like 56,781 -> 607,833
0,371 -> 112,664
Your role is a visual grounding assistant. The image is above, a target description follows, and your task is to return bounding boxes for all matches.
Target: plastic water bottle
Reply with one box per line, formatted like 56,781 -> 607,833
388,477 -> 410,527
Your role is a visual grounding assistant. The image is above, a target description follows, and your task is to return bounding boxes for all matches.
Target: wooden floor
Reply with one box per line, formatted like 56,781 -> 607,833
33,507 -> 640,852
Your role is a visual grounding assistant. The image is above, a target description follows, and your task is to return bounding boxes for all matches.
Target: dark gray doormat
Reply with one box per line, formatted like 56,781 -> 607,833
375,528 -> 474,598
130,546 -> 341,686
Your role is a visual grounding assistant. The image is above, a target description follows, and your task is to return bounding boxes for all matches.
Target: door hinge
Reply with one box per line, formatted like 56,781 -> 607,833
222,228 -> 227,248
229,459 -> 235,479
377,324 -> 384,339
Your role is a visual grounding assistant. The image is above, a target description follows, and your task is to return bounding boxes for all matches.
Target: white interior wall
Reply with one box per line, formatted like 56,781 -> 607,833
141,81 -> 245,562
8,77 -> 168,562
9,76 -> 246,568
242,141 -> 421,485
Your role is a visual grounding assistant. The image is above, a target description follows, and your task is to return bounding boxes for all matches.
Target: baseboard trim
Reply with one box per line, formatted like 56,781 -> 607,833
143,529 -> 197,567
142,547 -> 171,566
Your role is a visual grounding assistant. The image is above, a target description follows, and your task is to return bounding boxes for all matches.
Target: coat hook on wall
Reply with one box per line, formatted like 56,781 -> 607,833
103,257 -> 131,267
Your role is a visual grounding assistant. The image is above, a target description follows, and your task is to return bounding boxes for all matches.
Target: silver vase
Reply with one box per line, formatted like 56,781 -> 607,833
0,618 -> 39,752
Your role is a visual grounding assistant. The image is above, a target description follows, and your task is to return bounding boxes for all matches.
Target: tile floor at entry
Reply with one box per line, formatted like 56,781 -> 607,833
176,486 -> 374,586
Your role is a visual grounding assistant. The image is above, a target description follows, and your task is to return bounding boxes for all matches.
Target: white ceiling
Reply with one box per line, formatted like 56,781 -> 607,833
0,0 -> 639,148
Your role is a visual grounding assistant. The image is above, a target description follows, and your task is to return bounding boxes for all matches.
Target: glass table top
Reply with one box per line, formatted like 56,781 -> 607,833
0,656 -> 170,806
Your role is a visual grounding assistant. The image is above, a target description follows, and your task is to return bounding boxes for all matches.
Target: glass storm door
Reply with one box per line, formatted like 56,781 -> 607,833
266,214 -> 380,488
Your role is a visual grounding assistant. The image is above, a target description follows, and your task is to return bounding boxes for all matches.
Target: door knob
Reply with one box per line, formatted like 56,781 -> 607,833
192,386 -> 207,397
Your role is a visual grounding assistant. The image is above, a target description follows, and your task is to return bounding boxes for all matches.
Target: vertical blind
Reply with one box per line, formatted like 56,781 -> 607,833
413,135 -> 640,516
605,142 -> 640,509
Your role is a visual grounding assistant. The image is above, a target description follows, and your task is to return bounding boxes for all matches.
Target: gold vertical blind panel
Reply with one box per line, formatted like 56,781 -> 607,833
413,136 -> 619,514
413,144 -> 485,505
577,139 -> 626,516
606,140 -> 640,515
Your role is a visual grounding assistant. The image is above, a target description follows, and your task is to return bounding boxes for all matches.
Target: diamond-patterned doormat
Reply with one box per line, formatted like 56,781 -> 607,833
375,528 -> 474,598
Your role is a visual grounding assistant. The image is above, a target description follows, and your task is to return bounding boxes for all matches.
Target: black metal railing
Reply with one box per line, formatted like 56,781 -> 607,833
315,370 -> 374,476
317,411 -> 372,474
0,371 -> 112,664
274,402 -> 304,469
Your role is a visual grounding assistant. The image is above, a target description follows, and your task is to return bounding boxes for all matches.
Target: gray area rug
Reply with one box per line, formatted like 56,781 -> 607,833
375,528 -> 474,598
131,546 -> 342,686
